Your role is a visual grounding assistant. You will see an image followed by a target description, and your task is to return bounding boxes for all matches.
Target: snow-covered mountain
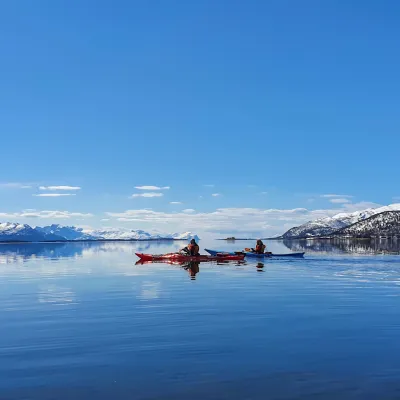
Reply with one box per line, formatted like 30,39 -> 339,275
0,222 -> 64,242
0,223 -> 199,242
35,224 -> 94,240
87,229 -> 158,240
334,211 -> 400,238
281,204 -> 400,239
162,232 -> 200,241
86,229 -> 199,241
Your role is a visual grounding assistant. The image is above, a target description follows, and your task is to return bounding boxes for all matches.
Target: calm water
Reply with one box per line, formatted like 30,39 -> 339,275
1,239 -> 400,400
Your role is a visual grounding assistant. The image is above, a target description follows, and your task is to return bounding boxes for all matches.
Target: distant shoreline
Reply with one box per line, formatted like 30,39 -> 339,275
219,236 -> 399,241
268,236 -> 398,241
217,238 -> 277,241
0,238 -> 190,245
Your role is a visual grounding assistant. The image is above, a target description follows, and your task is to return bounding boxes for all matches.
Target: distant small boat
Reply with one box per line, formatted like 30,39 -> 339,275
205,249 -> 305,258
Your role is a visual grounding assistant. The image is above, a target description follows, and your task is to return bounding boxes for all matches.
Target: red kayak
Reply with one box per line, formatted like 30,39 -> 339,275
135,252 -> 245,262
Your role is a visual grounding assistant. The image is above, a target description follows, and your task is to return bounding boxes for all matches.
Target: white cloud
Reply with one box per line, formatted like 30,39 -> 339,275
329,198 -> 351,204
261,192 -> 268,195
182,209 -> 195,213
105,208 -> 314,236
204,184 -> 215,187
0,210 -> 93,219
34,194 -> 76,197
0,183 -> 32,189
131,193 -> 163,198
321,194 -> 353,198
105,202 -> 381,237
170,201 -> 182,204
321,194 -> 354,204
134,186 -> 170,190
212,193 -> 221,197
39,186 -> 81,191
101,218 -> 110,222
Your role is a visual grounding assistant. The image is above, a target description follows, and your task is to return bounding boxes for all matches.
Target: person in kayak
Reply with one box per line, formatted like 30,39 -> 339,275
182,239 -> 200,256
254,239 -> 266,254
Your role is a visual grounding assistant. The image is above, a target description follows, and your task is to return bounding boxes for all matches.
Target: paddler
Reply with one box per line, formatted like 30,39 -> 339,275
182,239 -> 200,256
254,239 -> 266,254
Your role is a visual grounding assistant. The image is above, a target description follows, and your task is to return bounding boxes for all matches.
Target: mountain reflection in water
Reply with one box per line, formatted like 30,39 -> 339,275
0,241 -> 183,263
283,238 -> 400,255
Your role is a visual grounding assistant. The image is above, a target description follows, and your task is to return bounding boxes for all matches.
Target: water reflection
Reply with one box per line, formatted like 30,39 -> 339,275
0,241 -> 183,263
283,238 -> 400,255
181,260 -> 247,280
38,284 -> 77,306
3,240 -> 400,399
135,258 -> 247,280
184,261 -> 200,280
0,242 -> 87,262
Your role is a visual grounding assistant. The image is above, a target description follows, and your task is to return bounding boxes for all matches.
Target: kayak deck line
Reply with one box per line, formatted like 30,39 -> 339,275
135,252 -> 246,262
204,249 -> 305,258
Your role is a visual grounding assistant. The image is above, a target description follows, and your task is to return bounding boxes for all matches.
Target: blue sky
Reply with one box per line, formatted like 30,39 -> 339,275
1,0 -> 399,237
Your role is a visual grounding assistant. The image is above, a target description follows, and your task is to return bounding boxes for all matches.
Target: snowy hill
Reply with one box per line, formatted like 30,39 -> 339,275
36,224 -> 94,240
86,229 -> 199,241
88,229 -> 159,240
0,222 -> 64,242
281,204 -> 400,239
0,223 -> 199,242
334,211 -> 400,238
162,232 -> 200,241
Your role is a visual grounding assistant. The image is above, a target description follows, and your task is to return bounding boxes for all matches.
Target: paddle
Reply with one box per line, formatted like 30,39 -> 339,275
244,247 -> 272,255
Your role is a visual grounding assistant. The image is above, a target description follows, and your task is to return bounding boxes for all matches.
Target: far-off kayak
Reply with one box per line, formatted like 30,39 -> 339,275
135,252 -> 245,262
205,249 -> 305,258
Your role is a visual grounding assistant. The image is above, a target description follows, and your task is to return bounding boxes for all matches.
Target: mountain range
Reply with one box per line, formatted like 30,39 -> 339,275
280,204 -> 400,239
0,223 -> 199,243
3,203 -> 399,242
